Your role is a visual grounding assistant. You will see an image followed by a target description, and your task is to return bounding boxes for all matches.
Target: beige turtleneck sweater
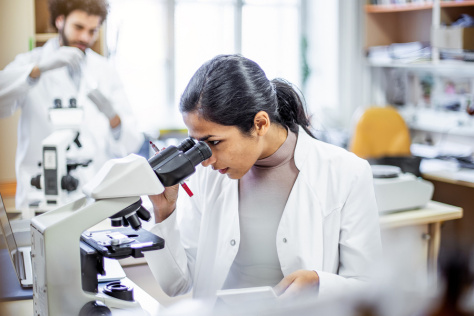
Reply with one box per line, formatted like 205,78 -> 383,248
222,130 -> 299,289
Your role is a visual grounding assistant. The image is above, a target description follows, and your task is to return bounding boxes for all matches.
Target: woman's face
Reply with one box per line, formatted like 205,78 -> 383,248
183,111 -> 263,180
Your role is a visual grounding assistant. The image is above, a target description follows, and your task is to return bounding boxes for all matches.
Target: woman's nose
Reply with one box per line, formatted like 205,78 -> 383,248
201,154 -> 216,167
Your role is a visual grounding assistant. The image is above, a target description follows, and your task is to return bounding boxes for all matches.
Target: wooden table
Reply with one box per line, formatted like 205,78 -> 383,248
380,200 -> 463,277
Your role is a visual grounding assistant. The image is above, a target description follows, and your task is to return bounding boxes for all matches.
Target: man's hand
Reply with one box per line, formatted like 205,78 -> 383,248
273,270 -> 320,299
87,88 -> 120,127
36,46 -> 84,75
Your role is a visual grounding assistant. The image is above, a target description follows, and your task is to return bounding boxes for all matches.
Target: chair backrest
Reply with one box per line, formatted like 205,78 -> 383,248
349,106 -> 411,159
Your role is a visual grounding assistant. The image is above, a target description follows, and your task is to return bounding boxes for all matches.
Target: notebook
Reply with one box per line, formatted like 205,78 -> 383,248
0,194 -> 126,289
0,194 -> 33,288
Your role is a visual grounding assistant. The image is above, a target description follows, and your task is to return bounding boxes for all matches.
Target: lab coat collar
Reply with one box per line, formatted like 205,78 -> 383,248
293,126 -> 313,170
48,36 -> 60,50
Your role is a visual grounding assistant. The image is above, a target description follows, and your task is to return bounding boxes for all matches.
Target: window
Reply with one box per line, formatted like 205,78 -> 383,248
107,0 -> 301,137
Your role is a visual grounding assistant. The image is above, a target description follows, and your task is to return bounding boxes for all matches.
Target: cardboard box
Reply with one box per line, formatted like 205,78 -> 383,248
432,27 -> 474,50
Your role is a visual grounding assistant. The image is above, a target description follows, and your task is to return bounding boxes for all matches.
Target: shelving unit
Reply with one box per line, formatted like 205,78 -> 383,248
363,0 -> 474,158
366,0 -> 474,13
364,0 -> 474,134
365,0 -> 474,56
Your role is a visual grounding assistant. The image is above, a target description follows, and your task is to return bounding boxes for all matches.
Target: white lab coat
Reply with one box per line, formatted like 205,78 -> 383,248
0,38 -> 144,210
145,127 -> 382,301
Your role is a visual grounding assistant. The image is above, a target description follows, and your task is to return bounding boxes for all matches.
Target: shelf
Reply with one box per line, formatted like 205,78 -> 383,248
379,201 -> 462,229
399,107 -> 474,137
439,0 -> 474,7
35,33 -> 57,42
366,3 -> 433,13
366,1 -> 474,13
367,59 -> 474,74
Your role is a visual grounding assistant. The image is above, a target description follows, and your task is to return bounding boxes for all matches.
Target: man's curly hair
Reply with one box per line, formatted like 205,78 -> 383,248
48,0 -> 109,30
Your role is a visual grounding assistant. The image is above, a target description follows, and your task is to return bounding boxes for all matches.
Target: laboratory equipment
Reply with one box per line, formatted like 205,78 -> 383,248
372,165 -> 434,213
30,138 -> 212,316
29,99 -> 91,214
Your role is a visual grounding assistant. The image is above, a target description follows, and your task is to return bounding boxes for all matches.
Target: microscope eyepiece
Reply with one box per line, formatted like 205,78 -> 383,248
148,137 -> 212,187
186,141 -> 212,166
108,138 -> 212,230
177,137 -> 196,153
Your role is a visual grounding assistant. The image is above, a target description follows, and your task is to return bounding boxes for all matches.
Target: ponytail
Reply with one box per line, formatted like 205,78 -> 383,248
271,78 -> 315,138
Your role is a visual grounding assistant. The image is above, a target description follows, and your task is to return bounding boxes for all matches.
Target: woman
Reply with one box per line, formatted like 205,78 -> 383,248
144,54 -> 382,301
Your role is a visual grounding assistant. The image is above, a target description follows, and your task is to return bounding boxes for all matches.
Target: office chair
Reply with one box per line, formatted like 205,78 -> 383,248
349,106 -> 421,176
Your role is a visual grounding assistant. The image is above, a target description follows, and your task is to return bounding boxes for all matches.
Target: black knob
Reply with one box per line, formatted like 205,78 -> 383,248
61,175 -> 79,192
79,301 -> 111,316
53,98 -> 62,108
69,97 -> 77,108
30,175 -> 42,189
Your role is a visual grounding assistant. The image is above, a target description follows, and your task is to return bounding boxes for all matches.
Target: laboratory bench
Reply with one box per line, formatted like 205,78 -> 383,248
380,200 -> 462,276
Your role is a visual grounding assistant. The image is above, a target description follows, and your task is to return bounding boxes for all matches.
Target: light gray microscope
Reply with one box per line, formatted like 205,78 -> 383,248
30,138 -> 211,315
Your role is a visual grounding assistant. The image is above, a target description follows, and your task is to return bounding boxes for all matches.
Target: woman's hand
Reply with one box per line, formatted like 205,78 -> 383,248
149,184 -> 179,223
273,270 -> 320,298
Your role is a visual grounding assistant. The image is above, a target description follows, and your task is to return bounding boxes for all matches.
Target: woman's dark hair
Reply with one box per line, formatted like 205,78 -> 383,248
180,54 -> 314,138
49,0 -> 109,30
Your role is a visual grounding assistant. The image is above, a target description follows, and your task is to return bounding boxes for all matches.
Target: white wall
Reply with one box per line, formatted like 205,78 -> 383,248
0,0 -> 34,183
304,0 -> 365,135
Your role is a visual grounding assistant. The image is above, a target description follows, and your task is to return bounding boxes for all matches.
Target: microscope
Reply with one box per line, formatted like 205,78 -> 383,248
29,98 -> 91,215
30,138 -> 212,316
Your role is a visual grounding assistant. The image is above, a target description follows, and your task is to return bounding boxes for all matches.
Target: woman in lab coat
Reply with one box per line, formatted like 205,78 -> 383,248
145,54 -> 382,301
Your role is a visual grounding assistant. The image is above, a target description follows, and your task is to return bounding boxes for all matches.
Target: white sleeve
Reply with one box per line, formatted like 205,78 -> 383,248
317,160 -> 382,298
100,65 -> 144,156
144,184 -> 202,297
0,55 -> 37,118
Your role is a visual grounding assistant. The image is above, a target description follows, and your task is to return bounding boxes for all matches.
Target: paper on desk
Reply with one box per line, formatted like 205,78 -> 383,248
420,159 -> 474,183
411,144 -> 439,158
453,169 -> 474,183
420,159 -> 459,174
411,143 -> 473,158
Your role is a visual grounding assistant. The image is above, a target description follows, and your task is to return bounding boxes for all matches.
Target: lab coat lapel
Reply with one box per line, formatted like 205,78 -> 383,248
279,176 -> 324,275
278,129 -> 324,274
193,177 -> 240,299
77,51 -> 97,106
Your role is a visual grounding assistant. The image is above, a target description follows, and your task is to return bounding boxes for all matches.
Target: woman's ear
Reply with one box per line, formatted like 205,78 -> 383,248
254,111 -> 270,136
55,15 -> 65,31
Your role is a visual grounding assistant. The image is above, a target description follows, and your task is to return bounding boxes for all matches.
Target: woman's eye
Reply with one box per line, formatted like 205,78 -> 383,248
210,140 -> 220,146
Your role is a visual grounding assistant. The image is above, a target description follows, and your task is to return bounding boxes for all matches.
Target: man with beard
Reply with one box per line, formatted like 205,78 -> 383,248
0,0 -> 144,211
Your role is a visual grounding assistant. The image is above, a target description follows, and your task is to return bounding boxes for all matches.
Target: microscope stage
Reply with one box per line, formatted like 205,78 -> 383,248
81,227 -> 164,259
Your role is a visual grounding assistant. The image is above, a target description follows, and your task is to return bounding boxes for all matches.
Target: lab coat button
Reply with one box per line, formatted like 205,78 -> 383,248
230,239 -> 236,246
283,238 -> 287,243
